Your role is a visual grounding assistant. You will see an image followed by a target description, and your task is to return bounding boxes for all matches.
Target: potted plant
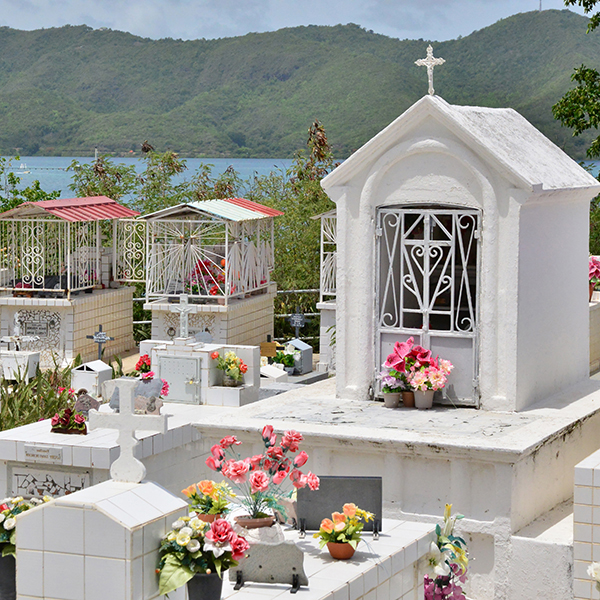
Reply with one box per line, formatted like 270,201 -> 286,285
181,480 -> 231,523
378,368 -> 404,408
314,503 -> 374,560
157,516 -> 250,600
50,407 -> 87,434
0,496 -> 51,600
205,425 -> 319,528
590,256 -> 600,301
273,350 -> 296,374
211,351 -> 248,387
384,338 -> 453,409
424,504 -> 468,600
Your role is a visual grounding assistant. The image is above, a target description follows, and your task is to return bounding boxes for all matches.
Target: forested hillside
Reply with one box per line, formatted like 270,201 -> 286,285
0,9 -> 596,158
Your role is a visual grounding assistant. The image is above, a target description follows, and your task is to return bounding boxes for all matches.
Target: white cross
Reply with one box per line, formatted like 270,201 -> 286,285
88,380 -> 168,483
170,294 -> 194,338
415,45 -> 445,96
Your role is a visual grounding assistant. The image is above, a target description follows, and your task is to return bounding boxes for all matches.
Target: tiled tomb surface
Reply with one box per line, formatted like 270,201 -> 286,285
15,480 -> 188,600
574,449 -> 600,599
222,519 -> 434,600
0,403 -> 214,499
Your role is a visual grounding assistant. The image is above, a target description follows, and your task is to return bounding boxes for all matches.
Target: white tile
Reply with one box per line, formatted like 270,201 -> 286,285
131,556 -> 143,599
72,446 -> 91,468
575,504 -> 593,524
574,578 -> 592,599
574,559 -> 591,580
44,552 -> 84,600
332,584 -> 349,600
84,508 -> 126,558
143,517 -> 168,554
574,542 -> 592,561
377,579 -> 391,600
182,425 -> 192,445
111,491 -> 164,523
576,523 -> 593,543
0,439 -> 17,461
363,565 -> 378,594
16,550 -> 43,597
132,483 -> 186,514
377,557 -> 392,584
142,437 -> 153,458
143,548 -> 161,598
172,426 -> 183,448
91,447 -> 110,469
162,429 -> 173,452
576,486 -> 593,505
43,506 -> 84,554
391,550 -> 405,575
404,542 -> 417,566
348,575 -> 364,600
96,499 -> 140,529
84,556 -> 126,600
16,506 -> 44,551
575,466 -> 594,487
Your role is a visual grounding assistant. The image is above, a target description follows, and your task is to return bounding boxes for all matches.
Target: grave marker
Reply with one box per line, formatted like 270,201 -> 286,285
88,379 -> 168,483
86,324 -> 114,361
169,293 -> 194,338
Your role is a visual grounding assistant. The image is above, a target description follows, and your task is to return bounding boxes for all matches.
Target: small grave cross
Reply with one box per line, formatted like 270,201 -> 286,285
170,294 -> 194,338
415,45 -> 445,96
289,306 -> 307,339
88,380 -> 168,483
86,324 -> 114,361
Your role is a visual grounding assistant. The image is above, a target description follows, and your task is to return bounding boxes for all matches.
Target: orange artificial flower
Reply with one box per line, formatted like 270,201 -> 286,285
181,484 -> 197,497
343,503 -> 357,518
198,480 -> 214,496
332,512 -> 345,524
334,521 -> 346,532
320,518 -> 334,533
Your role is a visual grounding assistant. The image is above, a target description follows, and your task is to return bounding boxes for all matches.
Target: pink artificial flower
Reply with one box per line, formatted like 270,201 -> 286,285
384,337 -> 414,371
206,519 -> 234,544
262,424 -> 274,441
51,414 -> 60,426
306,472 -> 320,491
224,460 -> 250,483
281,430 -> 303,452
160,379 -> 169,397
591,257 -> 600,281
210,444 -> 225,460
293,451 -> 308,468
289,469 -> 308,489
249,470 -> 270,494
74,414 -> 85,425
58,387 -> 65,394
273,470 -> 287,484
267,446 -> 284,461
230,533 -> 250,561
219,435 -> 241,449
248,454 -> 263,469
205,456 -> 221,471
141,371 -> 154,380
412,345 -> 432,364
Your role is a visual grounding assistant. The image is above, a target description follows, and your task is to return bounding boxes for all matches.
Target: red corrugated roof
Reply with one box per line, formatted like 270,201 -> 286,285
0,196 -> 139,222
223,197 -> 284,217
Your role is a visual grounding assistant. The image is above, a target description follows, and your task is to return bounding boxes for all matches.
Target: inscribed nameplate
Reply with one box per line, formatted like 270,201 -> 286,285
24,444 -> 63,465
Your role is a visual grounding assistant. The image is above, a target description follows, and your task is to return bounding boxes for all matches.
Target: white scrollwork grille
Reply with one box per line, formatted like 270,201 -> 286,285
376,207 -> 480,405
115,219 -> 147,282
320,212 -> 337,302
144,217 -> 275,302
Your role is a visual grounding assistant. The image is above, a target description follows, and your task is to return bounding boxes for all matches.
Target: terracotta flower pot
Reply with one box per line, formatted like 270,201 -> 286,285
195,513 -> 223,523
187,572 -> 223,600
222,374 -> 242,387
382,392 -> 400,408
414,390 -> 435,409
402,391 -> 415,407
234,515 -> 275,529
326,541 -> 356,560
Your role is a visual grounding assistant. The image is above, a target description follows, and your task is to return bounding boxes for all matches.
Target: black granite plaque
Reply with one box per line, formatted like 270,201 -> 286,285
296,475 -> 383,532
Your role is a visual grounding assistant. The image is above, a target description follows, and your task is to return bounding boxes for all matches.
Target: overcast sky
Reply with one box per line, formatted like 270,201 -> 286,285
0,0 -> 587,42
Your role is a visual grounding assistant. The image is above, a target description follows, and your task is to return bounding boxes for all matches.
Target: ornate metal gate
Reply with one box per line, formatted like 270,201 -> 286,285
114,219 -> 147,283
376,206 -> 480,405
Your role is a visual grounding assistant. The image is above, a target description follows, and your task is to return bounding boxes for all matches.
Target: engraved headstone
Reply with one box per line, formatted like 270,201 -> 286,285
110,377 -> 164,415
73,393 -> 100,418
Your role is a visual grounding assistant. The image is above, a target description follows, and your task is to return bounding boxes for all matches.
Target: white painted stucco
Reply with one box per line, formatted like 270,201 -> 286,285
322,95 -> 600,411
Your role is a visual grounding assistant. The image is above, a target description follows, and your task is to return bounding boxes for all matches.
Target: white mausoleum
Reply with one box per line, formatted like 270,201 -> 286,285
321,94 -> 600,411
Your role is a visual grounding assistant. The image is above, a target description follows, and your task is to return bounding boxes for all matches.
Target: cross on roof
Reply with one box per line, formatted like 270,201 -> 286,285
415,45 -> 445,96
170,294 -> 194,338
88,379 -> 168,483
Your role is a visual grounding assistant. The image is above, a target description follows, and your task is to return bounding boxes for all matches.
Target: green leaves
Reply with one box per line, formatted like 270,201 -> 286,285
158,554 -> 195,596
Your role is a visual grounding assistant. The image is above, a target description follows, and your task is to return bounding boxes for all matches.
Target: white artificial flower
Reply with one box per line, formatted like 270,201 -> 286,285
179,526 -> 193,537
186,539 -> 201,553
0,514 -> 5,524
3,518 -> 16,531
427,542 -> 450,577
167,532 -> 177,542
11,497 -> 23,504
204,538 -> 231,558
176,532 -> 191,547
588,562 -> 600,583
172,519 -> 186,530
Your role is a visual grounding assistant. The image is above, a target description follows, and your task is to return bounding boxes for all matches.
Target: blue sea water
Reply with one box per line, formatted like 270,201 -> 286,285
2,156 -> 294,199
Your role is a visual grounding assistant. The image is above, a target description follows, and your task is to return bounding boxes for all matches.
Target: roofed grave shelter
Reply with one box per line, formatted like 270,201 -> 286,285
320,94 -> 600,412
0,196 -> 138,367
122,197 -> 283,346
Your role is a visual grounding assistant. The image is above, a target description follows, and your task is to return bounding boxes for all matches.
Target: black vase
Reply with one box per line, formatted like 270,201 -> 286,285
0,555 -> 16,600
187,572 -> 223,600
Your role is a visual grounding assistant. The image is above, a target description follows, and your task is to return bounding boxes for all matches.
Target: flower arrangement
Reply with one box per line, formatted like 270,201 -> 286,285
211,351 -> 248,383
0,496 -> 51,557
181,480 -> 232,516
184,258 -> 227,297
157,516 -> 250,595
50,407 -> 87,434
591,257 -> 600,295
381,337 -> 453,393
135,354 -> 152,374
273,350 -> 296,368
424,504 -> 468,600
314,503 -> 374,549
206,425 -> 319,519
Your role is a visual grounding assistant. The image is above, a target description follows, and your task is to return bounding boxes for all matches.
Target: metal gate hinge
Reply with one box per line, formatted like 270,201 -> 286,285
375,227 -> 382,237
